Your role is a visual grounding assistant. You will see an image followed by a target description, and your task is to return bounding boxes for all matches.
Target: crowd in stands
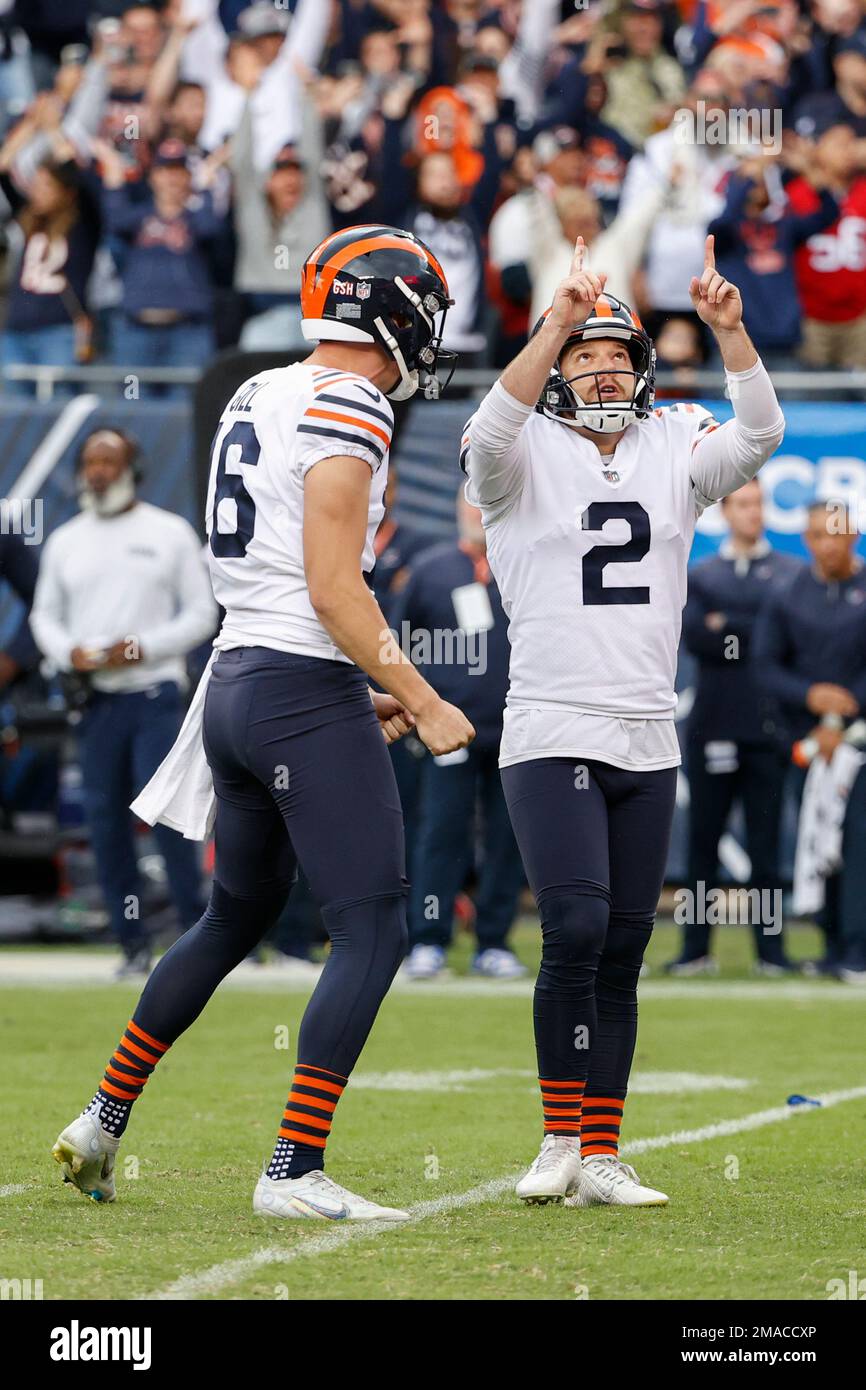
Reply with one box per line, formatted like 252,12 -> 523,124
0,0 -> 865,392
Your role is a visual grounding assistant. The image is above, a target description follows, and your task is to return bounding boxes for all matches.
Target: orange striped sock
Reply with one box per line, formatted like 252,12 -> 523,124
86,1018 -> 170,1137
580,1094 -> 625,1157
268,1064 -> 348,1179
540,1077 -> 585,1135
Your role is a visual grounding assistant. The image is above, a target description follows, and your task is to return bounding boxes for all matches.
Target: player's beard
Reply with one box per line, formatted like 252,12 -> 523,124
78,471 -> 137,517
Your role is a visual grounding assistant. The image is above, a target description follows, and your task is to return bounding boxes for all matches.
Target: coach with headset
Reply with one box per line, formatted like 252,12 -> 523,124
31,428 -> 218,976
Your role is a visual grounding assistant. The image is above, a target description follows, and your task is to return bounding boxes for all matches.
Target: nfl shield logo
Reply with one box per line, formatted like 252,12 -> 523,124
603,469 -> 620,484
356,281 -> 371,300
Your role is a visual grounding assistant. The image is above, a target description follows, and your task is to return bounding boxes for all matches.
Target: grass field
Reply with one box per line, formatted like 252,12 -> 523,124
2,919 -> 865,1301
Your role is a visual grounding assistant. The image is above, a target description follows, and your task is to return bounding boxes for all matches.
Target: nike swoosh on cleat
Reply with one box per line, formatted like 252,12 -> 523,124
289,1196 -> 350,1220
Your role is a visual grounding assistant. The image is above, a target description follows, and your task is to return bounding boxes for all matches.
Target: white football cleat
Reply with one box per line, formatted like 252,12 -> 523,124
566,1155 -> 668,1207
515,1134 -> 581,1203
253,1170 -> 410,1222
403,944 -> 447,980
52,1112 -> 120,1203
471,948 -> 527,980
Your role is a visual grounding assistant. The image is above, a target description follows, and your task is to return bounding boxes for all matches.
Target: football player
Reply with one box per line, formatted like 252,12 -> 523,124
52,225 -> 474,1222
461,234 -> 785,1207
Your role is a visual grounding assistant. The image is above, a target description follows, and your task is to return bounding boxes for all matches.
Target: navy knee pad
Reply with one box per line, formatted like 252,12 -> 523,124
536,888 -> 610,997
204,878 -> 290,940
596,914 -> 653,1006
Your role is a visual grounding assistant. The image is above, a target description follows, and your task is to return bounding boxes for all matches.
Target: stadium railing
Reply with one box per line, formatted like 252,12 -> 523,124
6,362 -> 866,401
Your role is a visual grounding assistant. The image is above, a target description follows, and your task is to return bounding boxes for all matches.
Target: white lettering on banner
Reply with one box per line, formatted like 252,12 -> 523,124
806,217 -> 866,273
698,456 -> 866,537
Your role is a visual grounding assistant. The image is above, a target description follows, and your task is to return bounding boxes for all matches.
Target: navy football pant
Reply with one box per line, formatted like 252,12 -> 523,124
502,757 -> 677,1106
133,649 -> 408,1078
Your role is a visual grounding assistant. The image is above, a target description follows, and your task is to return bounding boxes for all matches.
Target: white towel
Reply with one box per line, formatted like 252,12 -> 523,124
792,743 -> 863,917
130,650 -> 218,841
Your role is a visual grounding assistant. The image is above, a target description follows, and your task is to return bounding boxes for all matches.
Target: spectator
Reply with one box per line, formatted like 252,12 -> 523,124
526,163 -> 678,327
97,136 -> 225,394
12,0 -> 88,93
182,0 -> 331,171
231,82 -> 329,352
793,33 -> 866,138
0,7 -> 35,136
754,500 -> 866,981
488,125 -> 584,343
786,120 -> 866,367
672,479 -> 801,977
619,66 -> 738,322
30,428 -> 217,977
707,142 -> 839,366
379,81 -> 503,358
396,491 -> 526,982
599,0 -> 687,151
653,313 -> 707,394
0,141 -> 99,394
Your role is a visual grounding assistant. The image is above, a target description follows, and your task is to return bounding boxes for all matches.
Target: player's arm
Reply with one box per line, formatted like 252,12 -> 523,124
465,235 -> 606,513
687,235 -> 786,505
303,457 -> 474,757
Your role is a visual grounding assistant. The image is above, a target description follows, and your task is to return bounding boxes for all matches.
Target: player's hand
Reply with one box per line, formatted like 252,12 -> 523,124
806,683 -> 859,718
370,690 -> 415,745
810,724 -> 845,763
70,645 -> 105,672
689,236 -> 743,333
548,235 -> 606,336
413,695 -> 475,757
104,639 -> 144,668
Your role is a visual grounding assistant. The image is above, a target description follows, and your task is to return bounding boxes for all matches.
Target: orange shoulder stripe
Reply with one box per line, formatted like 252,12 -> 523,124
304,407 -> 391,447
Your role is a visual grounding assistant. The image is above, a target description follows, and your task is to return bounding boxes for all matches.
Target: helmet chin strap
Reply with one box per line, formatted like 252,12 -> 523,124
373,314 -> 420,401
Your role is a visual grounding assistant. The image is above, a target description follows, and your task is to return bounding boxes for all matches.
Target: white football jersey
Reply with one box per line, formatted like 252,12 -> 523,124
206,363 -> 393,661
462,378 -> 783,771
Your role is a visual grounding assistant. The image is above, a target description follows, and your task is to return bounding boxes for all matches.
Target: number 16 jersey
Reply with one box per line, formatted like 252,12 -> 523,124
206,364 -> 393,662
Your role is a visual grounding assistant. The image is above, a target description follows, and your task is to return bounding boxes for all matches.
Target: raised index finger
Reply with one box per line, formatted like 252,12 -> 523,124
571,234 -> 586,274
705,234 -> 716,271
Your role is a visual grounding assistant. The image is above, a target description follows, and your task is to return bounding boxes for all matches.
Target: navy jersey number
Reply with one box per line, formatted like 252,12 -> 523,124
209,421 -> 261,558
581,502 -> 650,606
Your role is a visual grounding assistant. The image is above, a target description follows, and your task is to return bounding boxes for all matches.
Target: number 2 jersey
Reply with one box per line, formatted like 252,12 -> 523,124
462,361 -> 785,771
205,364 -> 393,661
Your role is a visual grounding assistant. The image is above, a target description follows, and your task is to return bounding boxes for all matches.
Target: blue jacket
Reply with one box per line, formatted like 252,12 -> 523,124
103,186 -> 223,321
0,528 -> 40,671
683,545 -> 801,746
753,563 -> 866,743
392,542 -> 510,750
708,177 -> 838,351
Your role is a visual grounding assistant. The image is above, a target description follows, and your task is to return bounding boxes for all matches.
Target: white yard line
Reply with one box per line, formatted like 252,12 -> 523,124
0,1184 -> 29,1197
350,1068 -> 751,1094
143,1084 -> 866,1301
0,951 -> 859,1002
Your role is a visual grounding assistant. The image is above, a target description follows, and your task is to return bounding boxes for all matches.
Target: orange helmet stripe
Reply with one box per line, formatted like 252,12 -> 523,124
302,231 -> 449,318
